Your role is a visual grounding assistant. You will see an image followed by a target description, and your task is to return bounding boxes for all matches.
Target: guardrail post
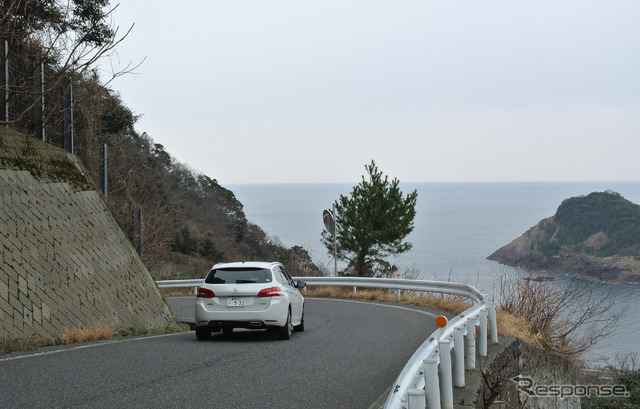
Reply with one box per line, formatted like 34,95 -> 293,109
465,317 -> 476,370
424,356 -> 441,409
479,307 -> 488,356
488,302 -> 498,344
453,326 -> 465,387
407,389 -> 426,409
439,339 -> 454,409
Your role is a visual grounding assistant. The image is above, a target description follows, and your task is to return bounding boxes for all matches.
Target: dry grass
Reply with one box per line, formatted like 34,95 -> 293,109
304,287 -> 533,342
62,325 -> 114,344
495,309 -> 533,341
61,322 -> 190,345
0,335 -> 58,356
305,286 -> 472,314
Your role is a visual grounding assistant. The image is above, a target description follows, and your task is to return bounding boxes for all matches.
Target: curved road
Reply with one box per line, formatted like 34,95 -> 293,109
0,298 -> 447,409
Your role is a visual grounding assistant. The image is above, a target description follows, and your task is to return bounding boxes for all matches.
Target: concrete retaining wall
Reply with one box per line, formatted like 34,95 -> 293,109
473,338 -> 581,409
0,130 -> 173,341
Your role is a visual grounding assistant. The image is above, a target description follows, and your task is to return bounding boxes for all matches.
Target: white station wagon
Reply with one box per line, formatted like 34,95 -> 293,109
194,261 -> 306,340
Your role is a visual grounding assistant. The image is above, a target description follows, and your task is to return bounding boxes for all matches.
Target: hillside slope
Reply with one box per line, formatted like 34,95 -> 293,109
0,2 -> 323,280
488,191 -> 640,284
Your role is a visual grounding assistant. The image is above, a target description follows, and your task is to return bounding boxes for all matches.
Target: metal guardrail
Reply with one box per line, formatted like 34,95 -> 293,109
155,276 -> 498,409
384,301 -> 498,409
156,279 -> 203,288
156,277 -> 485,302
292,276 -> 486,304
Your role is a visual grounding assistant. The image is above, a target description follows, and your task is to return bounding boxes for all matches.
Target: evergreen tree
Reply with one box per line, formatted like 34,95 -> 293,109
322,160 -> 418,277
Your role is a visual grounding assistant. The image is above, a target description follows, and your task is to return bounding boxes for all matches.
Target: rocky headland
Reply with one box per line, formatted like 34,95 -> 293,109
488,191 -> 640,284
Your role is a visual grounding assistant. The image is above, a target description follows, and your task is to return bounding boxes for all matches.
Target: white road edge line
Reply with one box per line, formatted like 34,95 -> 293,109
0,332 -> 186,363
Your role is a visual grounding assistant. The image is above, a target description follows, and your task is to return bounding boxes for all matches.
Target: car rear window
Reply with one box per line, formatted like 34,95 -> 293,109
204,268 -> 272,284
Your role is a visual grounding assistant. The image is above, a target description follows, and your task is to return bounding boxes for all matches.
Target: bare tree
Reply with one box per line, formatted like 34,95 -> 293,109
0,1 -> 138,136
613,352 -> 639,372
495,267 -> 624,357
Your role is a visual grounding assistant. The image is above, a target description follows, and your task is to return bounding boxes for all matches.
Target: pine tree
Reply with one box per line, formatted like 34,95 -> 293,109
322,160 -> 418,277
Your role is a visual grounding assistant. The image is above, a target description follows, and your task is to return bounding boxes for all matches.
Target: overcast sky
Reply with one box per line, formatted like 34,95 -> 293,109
103,1 -> 639,184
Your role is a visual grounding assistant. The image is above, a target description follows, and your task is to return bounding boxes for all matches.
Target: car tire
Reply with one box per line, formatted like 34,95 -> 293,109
195,326 -> 211,340
276,309 -> 292,340
293,309 -> 305,332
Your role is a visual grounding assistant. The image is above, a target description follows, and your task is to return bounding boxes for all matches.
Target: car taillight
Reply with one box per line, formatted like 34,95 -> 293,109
258,286 -> 283,297
197,287 -> 215,298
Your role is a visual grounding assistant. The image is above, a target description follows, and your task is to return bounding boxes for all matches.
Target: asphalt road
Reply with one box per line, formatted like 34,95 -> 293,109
0,297 -> 446,409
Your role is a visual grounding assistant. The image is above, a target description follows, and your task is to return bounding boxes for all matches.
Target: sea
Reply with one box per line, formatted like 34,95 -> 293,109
228,181 -> 640,366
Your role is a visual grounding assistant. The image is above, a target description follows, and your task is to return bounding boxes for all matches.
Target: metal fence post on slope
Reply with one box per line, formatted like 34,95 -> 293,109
63,77 -> 73,153
100,143 -> 108,197
33,60 -> 45,141
1,40 -> 8,125
134,208 -> 143,257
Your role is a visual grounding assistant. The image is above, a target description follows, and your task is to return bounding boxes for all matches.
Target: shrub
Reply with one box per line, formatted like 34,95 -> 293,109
494,267 -> 623,357
582,370 -> 640,409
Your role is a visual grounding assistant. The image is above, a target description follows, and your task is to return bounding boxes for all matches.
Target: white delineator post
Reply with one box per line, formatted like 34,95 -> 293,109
479,307 -> 488,356
465,317 -> 476,370
453,326 -> 465,387
439,339 -> 454,409
489,302 -> 499,344
424,356 -> 441,409
407,389 -> 426,409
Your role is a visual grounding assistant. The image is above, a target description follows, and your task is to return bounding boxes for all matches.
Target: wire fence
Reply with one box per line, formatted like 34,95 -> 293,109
1,40 -> 74,152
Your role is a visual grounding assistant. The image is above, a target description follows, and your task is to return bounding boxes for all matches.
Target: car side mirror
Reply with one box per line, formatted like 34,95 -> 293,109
295,280 -> 306,289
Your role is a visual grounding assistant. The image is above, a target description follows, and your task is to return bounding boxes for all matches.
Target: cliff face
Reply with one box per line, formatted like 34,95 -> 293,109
488,191 -> 640,284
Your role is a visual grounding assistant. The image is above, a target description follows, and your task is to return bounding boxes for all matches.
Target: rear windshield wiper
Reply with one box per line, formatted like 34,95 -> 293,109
235,279 -> 257,284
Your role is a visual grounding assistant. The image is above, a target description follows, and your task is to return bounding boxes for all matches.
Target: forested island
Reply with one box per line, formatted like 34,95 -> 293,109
488,191 -> 640,284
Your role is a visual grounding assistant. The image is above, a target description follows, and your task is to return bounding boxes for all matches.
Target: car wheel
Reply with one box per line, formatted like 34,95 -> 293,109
293,309 -> 305,332
277,309 -> 292,340
195,326 -> 211,340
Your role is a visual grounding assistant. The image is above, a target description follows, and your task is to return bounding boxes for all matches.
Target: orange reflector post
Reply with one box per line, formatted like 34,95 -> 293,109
436,316 -> 448,327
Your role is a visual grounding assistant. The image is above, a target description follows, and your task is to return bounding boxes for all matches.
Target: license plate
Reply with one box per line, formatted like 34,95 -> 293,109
227,297 -> 246,307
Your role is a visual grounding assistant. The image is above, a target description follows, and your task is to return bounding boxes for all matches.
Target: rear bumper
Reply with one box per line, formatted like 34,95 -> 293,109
207,320 -> 268,330
194,299 -> 288,328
